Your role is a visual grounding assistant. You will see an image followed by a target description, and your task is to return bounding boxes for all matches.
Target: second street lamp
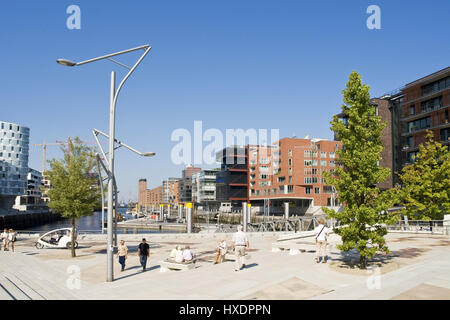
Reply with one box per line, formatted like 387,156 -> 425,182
57,44 -> 152,282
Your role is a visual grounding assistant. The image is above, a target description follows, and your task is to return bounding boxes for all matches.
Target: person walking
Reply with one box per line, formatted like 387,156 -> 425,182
232,225 -> 249,271
138,238 -> 150,271
8,229 -> 16,252
314,218 -> 331,263
117,240 -> 128,272
1,228 -> 9,251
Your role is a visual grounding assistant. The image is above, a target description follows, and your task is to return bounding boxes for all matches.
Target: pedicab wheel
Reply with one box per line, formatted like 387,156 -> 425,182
35,242 -> 44,249
66,241 -> 79,249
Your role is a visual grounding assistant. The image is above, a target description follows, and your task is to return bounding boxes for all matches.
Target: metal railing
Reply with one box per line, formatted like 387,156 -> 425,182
386,220 -> 445,234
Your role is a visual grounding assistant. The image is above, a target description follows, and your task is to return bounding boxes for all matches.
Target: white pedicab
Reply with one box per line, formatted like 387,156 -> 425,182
35,228 -> 78,249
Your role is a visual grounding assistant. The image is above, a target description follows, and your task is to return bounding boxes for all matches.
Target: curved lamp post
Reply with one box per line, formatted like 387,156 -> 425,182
57,45 -> 152,282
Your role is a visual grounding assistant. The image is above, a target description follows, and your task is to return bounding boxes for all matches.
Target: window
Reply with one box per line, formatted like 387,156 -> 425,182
272,188 -> 276,195
305,186 -> 311,194
374,105 -> 378,116
288,158 -> 292,166
330,161 -> 335,167
304,150 -> 317,158
421,76 -> 450,96
321,152 -> 327,158
277,176 -> 285,183
407,136 -> 413,148
321,160 -> 327,166
288,167 -> 292,175
410,105 -> 415,115
408,151 -> 418,163
408,117 -> 431,132
323,186 -> 333,194
259,174 -> 269,179
288,149 -> 292,156
287,185 -> 294,193
289,176 -> 292,183
329,152 -> 335,159
304,177 -> 318,184
440,128 -> 450,142
421,96 -> 442,113
314,187 -> 320,194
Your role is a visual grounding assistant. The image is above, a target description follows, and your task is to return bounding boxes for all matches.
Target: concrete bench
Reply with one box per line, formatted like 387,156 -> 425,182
272,241 -> 317,255
159,260 -> 196,272
224,253 -> 251,261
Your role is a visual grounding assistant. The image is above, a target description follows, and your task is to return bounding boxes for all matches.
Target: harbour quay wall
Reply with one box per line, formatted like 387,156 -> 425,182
0,211 -> 62,230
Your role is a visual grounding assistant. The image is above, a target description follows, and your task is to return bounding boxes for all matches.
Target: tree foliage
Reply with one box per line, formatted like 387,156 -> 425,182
398,130 -> 450,220
323,71 -> 399,268
44,137 -> 100,257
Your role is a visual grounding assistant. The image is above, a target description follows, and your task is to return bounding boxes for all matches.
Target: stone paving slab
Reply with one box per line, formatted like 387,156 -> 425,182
1,232 -> 450,300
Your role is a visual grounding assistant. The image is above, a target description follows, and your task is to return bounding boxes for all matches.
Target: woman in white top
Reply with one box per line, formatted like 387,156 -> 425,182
314,218 -> 331,263
8,229 -> 16,252
175,247 -> 184,263
182,245 -> 194,263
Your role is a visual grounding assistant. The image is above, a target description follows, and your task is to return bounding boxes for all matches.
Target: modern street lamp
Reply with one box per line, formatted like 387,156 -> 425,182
57,45 -> 152,282
93,128 -> 155,238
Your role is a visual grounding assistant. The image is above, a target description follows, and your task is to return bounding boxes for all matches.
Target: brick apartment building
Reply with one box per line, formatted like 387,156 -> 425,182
248,138 -> 341,215
398,67 -> 450,166
335,66 -> 450,189
137,179 -> 164,211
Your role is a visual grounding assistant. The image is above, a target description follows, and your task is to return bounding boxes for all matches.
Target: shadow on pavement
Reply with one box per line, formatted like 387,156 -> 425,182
114,264 -> 161,281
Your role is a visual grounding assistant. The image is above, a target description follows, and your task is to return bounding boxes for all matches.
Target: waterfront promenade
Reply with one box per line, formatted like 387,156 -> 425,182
1,232 -> 450,300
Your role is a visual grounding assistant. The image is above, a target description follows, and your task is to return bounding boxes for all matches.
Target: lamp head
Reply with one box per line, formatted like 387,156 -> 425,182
142,152 -> 156,157
56,59 -> 77,67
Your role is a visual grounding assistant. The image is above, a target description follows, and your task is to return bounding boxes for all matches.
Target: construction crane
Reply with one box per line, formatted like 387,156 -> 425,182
33,140 -> 65,173
34,137 -> 104,173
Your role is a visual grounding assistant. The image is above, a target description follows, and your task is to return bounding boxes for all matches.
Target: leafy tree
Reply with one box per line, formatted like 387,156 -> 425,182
398,130 -> 450,220
323,71 -> 399,268
44,137 -> 100,257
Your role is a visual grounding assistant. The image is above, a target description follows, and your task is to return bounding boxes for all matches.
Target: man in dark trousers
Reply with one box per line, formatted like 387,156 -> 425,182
138,238 -> 150,271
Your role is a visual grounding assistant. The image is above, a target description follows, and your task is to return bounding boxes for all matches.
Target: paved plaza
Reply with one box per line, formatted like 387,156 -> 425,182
1,232 -> 450,300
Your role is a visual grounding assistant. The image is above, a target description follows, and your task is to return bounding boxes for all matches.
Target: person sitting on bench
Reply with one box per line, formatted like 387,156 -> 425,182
182,245 -> 195,263
214,239 -> 228,264
169,245 -> 182,262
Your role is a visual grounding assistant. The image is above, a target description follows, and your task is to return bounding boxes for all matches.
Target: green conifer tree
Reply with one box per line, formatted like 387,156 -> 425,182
323,71 -> 399,268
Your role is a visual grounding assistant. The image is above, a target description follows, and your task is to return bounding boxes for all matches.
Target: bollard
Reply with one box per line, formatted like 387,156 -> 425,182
242,202 -> 247,232
247,203 -> 252,223
159,205 -> 163,221
177,205 -> 181,221
284,202 -> 289,220
186,203 -> 193,233
168,204 -> 171,218
444,214 -> 450,236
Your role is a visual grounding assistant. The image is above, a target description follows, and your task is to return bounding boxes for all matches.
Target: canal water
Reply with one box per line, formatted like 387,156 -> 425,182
23,208 -> 176,234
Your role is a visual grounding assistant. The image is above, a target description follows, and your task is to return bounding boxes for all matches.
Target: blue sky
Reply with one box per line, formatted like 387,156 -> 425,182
1,0 -> 449,201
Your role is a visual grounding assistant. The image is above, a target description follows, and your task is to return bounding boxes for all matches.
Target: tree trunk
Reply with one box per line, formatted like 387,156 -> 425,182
359,254 -> 366,269
71,218 -> 76,257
